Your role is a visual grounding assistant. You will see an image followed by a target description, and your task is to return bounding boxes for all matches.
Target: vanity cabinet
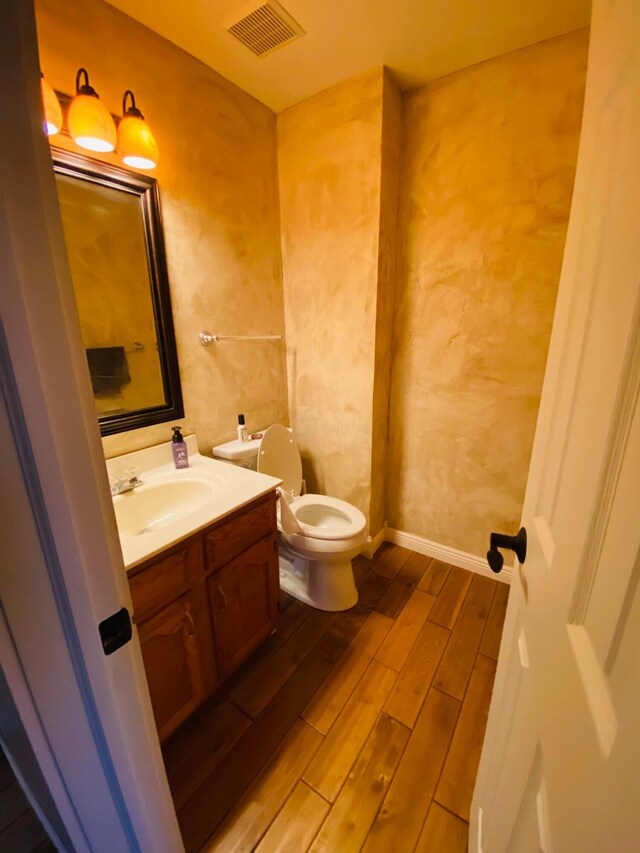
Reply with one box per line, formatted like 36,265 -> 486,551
136,592 -> 206,738
127,491 -> 278,741
208,536 -> 279,678
203,490 -> 279,678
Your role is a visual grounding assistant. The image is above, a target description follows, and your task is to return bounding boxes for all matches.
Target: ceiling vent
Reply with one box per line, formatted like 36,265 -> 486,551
226,0 -> 305,58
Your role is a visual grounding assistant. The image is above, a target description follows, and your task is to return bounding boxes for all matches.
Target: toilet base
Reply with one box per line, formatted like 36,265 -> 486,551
278,548 -> 358,612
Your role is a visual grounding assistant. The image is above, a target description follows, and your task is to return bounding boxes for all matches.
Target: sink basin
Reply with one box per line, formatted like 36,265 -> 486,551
113,480 -> 215,536
106,436 -> 283,570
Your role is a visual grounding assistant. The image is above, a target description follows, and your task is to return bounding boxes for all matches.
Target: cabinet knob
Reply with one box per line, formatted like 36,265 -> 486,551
185,609 -> 195,635
217,588 -> 227,610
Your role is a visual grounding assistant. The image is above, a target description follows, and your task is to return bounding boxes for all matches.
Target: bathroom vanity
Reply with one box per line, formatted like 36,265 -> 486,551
128,492 -> 277,740
107,437 -> 281,740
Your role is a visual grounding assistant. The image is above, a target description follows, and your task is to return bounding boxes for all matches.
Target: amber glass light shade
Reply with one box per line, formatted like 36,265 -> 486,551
117,90 -> 158,170
41,75 -> 62,135
68,68 -> 116,153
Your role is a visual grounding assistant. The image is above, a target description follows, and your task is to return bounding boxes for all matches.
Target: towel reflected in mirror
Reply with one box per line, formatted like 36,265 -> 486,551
86,346 -> 131,395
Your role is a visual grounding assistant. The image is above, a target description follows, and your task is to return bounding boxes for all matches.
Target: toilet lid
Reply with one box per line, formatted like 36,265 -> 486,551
257,424 -> 302,494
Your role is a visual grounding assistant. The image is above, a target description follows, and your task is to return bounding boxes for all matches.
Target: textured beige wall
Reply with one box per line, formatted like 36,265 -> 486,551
38,0 -> 587,548
36,0 -> 288,458
278,69 -> 389,529
387,31 -> 589,554
370,72 -> 402,535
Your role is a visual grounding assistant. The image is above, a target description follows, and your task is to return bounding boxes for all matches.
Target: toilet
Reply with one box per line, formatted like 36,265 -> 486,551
212,425 -> 366,611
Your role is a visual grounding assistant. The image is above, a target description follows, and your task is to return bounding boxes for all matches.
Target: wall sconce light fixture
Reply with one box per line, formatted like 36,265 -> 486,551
40,68 -> 158,170
68,67 -> 117,153
40,73 -> 62,136
117,90 -> 158,170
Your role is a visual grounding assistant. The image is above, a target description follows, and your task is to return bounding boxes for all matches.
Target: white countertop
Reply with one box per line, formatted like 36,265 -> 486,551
106,436 -> 281,571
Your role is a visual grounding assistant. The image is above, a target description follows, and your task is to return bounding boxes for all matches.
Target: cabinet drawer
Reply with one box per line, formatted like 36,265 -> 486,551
204,493 -> 275,573
129,541 -> 196,620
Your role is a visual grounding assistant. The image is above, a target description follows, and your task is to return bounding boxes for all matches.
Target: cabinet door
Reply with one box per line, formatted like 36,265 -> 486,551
137,592 -> 205,741
208,536 -> 278,678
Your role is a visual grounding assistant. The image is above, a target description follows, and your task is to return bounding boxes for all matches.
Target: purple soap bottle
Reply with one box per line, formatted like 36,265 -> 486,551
171,426 -> 189,469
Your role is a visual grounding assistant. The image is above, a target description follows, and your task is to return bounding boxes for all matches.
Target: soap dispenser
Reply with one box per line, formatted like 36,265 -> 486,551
171,426 -> 189,469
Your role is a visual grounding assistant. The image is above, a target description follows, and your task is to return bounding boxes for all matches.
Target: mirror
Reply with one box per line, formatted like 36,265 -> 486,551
52,148 -> 183,436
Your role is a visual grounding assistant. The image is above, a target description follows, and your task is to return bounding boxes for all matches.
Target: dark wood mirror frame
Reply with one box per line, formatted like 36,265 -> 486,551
52,148 -> 184,436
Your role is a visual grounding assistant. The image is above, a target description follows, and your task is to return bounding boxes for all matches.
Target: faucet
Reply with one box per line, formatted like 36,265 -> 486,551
110,468 -> 143,496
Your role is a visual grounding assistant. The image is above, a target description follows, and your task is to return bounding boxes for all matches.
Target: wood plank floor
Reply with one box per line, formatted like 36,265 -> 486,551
0,748 -> 55,853
163,544 -> 510,853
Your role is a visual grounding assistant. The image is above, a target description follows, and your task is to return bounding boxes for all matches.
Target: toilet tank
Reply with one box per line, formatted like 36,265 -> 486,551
212,434 -> 261,470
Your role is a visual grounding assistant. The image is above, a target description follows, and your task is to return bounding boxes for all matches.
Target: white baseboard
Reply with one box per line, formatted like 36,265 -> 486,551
385,527 -> 511,585
361,527 -> 386,559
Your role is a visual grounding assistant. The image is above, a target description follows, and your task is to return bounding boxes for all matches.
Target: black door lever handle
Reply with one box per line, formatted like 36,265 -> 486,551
487,527 -> 527,573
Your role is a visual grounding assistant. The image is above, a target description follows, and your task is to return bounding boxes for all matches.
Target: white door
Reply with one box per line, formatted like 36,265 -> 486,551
471,1 -> 640,851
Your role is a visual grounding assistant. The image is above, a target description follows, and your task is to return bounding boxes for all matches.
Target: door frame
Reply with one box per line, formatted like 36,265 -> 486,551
0,1 -> 182,849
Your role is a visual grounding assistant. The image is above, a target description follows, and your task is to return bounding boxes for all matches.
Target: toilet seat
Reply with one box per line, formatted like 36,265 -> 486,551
288,494 -> 366,541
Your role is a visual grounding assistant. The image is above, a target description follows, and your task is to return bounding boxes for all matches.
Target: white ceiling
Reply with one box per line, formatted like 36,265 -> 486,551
106,0 -> 591,112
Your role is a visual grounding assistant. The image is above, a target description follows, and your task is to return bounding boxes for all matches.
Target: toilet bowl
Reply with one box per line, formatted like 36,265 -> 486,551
213,425 -> 366,611
258,425 -> 366,611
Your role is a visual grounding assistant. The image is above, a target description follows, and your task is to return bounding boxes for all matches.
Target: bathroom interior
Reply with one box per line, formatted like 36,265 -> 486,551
3,0 -> 593,850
